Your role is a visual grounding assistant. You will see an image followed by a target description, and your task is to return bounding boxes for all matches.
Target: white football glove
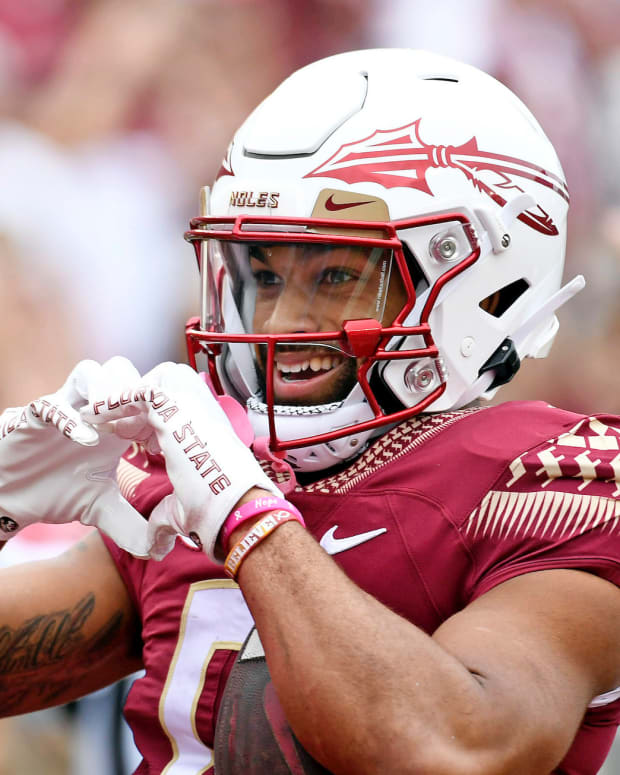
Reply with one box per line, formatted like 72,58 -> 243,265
0,358 -> 152,557
82,362 -> 282,561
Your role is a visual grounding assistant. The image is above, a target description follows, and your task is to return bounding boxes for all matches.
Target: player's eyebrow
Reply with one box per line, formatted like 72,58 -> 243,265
248,244 -> 271,265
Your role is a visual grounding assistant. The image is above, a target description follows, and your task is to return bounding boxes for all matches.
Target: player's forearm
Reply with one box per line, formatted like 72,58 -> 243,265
0,624 -> 138,717
0,652 -> 136,717
0,536 -> 143,716
0,584 -> 141,716
234,522 -> 499,775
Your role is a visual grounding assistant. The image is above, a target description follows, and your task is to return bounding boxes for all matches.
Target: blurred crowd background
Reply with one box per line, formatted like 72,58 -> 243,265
0,0 -> 618,773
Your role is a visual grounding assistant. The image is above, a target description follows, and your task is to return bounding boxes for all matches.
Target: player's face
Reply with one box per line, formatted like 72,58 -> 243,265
250,243 -> 407,405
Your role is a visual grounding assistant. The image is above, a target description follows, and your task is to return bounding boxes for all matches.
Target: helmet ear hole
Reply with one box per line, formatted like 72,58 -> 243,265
479,278 -> 529,318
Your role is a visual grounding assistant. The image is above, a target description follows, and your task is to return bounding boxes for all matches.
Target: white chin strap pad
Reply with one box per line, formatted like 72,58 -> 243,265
247,393 -> 377,473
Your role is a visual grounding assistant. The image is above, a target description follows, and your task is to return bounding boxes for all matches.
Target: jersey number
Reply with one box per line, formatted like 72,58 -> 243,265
159,579 -> 254,775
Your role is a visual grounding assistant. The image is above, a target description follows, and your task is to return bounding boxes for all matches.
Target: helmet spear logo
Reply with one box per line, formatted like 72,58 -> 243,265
304,120 -> 568,236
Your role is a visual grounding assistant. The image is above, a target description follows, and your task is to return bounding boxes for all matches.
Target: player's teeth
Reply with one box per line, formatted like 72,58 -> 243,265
277,356 -> 342,375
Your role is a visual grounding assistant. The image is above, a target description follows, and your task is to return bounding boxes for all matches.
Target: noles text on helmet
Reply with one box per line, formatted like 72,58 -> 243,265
185,48 -> 583,473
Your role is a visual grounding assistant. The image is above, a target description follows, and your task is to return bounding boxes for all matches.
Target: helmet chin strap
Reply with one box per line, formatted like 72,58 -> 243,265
199,372 -> 371,485
252,436 -> 298,494
246,384 -> 381,474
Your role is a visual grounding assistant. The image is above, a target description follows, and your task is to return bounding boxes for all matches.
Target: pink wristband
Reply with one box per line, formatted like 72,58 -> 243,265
224,509 -> 304,579
220,496 -> 304,553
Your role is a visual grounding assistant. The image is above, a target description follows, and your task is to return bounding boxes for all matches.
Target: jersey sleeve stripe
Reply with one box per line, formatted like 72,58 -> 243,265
464,489 -> 620,540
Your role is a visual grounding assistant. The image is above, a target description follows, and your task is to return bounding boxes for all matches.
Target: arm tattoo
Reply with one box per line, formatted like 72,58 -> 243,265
0,593 -> 128,713
0,594 -> 93,673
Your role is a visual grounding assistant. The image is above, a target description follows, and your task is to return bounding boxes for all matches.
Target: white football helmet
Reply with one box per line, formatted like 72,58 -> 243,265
185,49 -> 582,472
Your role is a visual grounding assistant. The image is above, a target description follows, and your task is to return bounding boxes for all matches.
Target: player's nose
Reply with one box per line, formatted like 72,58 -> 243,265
260,282 -> 320,334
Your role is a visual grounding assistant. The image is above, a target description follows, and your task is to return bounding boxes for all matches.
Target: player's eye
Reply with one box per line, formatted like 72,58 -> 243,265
253,270 -> 282,288
318,267 -> 358,285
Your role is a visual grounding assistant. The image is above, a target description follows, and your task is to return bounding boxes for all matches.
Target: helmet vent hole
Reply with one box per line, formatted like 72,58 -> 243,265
479,278 -> 529,317
423,76 -> 459,83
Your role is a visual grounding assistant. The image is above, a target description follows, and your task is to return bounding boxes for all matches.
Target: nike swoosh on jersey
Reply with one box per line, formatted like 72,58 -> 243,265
319,525 -> 387,555
324,194 -> 375,211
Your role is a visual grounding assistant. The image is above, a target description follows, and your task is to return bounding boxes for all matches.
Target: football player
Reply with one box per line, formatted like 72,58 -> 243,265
1,49 -> 619,775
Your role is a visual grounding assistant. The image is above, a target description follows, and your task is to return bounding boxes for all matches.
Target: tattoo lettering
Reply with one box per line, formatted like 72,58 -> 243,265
0,594 -> 94,674
0,594 -> 129,714
0,678 -> 75,713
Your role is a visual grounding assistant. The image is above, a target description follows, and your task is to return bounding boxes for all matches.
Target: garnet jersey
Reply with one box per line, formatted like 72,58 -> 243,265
104,400 -> 620,775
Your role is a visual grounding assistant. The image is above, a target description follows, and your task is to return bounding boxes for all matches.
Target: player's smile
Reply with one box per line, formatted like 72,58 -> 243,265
272,350 -> 350,402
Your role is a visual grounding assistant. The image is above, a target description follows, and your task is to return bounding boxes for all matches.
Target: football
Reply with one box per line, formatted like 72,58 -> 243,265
214,627 -> 332,774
